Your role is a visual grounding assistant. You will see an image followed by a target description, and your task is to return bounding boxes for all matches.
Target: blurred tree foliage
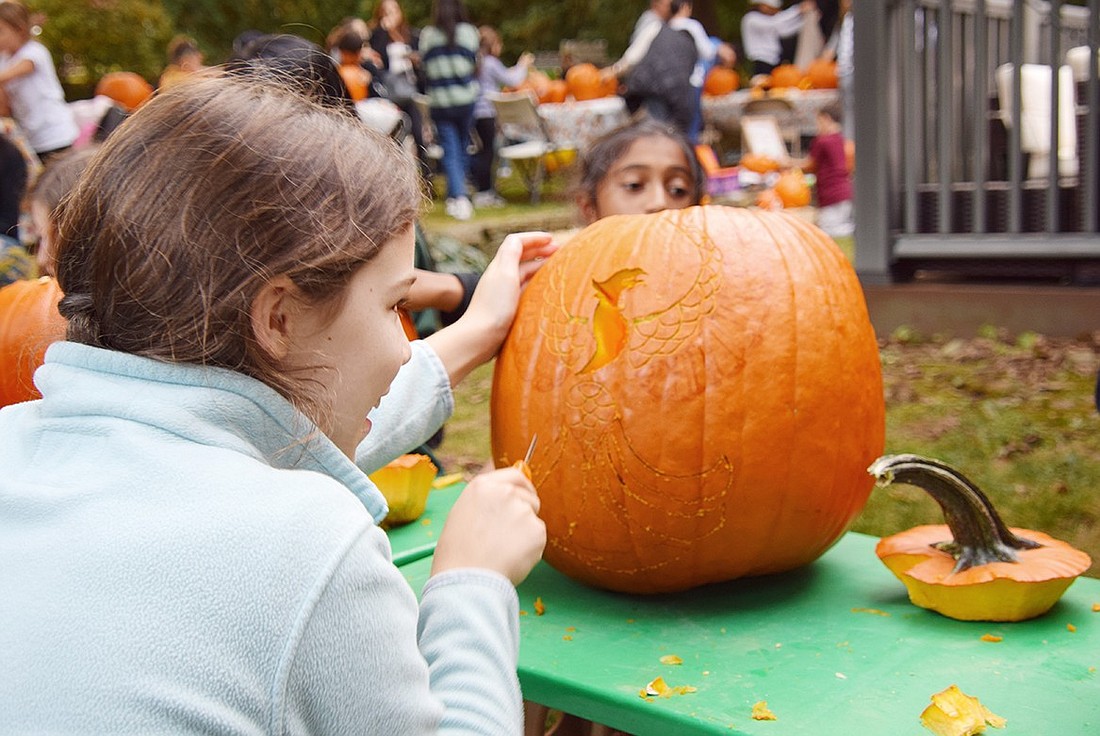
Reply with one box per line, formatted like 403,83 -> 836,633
38,0 -> 174,94
40,0 -> 753,97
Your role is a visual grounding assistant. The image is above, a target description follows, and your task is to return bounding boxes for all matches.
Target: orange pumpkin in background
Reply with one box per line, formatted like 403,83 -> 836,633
806,58 -> 839,89
703,67 -> 739,97
540,79 -> 569,104
739,152 -> 781,174
599,74 -> 619,98
774,169 -> 812,208
769,63 -> 804,89
490,206 -> 885,593
755,187 -> 784,210
0,277 -> 67,408
565,63 -> 603,101
94,72 -> 154,112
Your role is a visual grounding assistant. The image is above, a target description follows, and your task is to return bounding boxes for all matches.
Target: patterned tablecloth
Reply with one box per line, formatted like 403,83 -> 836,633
701,88 -> 840,138
536,96 -> 630,152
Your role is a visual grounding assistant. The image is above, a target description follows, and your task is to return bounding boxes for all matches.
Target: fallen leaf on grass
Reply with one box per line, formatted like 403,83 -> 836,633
920,685 -> 1005,735
751,701 -> 777,721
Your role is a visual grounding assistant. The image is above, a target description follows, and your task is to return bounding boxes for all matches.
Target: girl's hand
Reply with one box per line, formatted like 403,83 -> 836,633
424,231 -> 558,387
431,467 -> 546,585
463,231 -> 557,341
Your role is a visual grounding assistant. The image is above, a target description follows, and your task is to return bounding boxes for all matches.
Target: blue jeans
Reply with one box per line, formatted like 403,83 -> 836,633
431,103 -> 475,199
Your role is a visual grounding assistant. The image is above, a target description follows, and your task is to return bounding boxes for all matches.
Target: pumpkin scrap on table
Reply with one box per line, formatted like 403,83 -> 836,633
920,685 -> 1005,736
639,676 -> 696,699
869,454 -> 1091,622
751,701 -> 778,721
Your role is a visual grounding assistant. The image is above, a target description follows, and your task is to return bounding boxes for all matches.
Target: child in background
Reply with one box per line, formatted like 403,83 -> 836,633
796,100 -> 853,238
0,2 -> 77,161
1,75 -> 557,732
335,30 -> 373,102
24,145 -> 97,277
471,26 -> 533,208
158,35 -> 206,90
573,117 -> 705,224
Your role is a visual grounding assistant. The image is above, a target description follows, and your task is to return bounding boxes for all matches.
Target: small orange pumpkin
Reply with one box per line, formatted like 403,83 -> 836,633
565,63 -> 603,101
755,188 -> 783,210
490,206 -> 884,593
369,453 -> 438,527
739,152 -> 781,174
774,169 -> 812,208
702,67 -> 739,97
0,276 -> 67,408
769,64 -> 804,89
806,58 -> 838,89
870,454 -> 1092,622
540,79 -> 568,104
94,71 -> 154,112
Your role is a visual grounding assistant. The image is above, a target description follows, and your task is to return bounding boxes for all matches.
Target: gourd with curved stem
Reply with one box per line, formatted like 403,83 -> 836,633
870,454 -> 1091,622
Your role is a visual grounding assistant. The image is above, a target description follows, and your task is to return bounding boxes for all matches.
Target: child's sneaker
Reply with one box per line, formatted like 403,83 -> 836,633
472,191 -> 507,208
444,196 -> 473,221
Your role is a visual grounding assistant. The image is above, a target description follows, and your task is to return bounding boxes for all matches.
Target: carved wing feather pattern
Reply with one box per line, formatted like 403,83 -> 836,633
539,250 -> 591,364
626,219 -> 722,366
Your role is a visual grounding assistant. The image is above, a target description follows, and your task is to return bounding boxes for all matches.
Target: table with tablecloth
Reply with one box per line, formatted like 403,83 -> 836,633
536,96 -> 630,152
702,88 -> 841,140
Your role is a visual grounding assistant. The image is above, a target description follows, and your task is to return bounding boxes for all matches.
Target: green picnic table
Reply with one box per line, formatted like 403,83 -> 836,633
393,502 -> 1100,736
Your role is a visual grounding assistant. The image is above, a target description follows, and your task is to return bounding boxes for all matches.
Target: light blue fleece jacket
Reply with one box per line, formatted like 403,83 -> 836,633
0,341 -> 523,735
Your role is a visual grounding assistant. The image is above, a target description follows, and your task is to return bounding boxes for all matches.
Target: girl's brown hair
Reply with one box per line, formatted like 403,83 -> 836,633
54,74 -> 421,413
0,2 -> 31,39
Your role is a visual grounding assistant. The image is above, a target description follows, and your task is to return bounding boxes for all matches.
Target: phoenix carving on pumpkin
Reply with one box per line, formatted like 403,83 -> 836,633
532,220 -> 734,577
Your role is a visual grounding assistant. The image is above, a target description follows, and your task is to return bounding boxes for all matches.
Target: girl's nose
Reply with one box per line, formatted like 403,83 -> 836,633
645,186 -> 671,214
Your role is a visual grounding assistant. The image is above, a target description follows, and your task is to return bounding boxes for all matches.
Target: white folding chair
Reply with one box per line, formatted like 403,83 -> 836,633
489,90 -> 571,204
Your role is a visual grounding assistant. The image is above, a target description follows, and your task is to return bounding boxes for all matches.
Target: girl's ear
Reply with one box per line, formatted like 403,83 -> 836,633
250,275 -> 299,359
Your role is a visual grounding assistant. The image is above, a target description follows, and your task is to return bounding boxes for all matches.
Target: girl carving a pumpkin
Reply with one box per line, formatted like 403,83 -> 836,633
0,75 -> 559,733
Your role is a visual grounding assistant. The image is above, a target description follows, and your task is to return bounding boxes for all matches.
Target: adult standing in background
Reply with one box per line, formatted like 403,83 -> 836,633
419,0 -> 480,221
631,0 -> 673,42
369,0 -> 432,185
0,2 -> 77,162
741,0 -> 815,78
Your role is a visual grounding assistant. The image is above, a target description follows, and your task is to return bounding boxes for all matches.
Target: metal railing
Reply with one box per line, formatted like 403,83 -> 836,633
853,0 -> 1099,283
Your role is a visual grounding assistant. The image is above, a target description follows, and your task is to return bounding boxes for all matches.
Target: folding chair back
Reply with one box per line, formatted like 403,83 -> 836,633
489,91 -> 562,203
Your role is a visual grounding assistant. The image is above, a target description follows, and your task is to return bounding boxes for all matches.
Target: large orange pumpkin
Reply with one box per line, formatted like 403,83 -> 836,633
565,63 -> 603,101
769,64 -> 804,89
0,276 -> 67,407
94,72 -> 154,112
490,206 -> 885,593
703,67 -> 739,97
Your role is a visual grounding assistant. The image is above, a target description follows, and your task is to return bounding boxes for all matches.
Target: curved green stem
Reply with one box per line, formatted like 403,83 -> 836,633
868,454 -> 1040,573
